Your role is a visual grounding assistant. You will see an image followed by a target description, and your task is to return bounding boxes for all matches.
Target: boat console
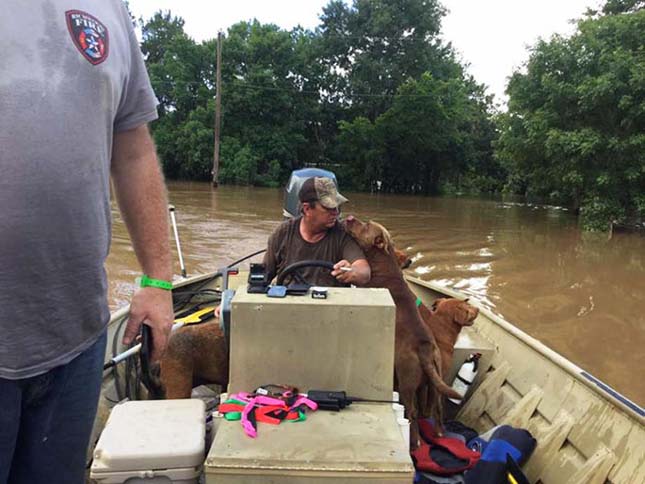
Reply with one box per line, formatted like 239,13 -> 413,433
227,285 -> 396,399
205,285 -> 415,482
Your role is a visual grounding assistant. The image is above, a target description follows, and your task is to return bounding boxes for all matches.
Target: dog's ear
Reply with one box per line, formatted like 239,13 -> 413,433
454,301 -> 477,326
393,248 -> 412,268
431,298 -> 444,312
370,221 -> 392,253
393,248 -> 406,264
374,235 -> 389,253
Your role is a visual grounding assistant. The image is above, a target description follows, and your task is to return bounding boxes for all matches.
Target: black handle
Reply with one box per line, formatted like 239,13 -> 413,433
139,323 -> 156,396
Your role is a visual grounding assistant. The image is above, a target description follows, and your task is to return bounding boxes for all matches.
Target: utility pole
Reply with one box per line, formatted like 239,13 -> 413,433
212,30 -> 222,188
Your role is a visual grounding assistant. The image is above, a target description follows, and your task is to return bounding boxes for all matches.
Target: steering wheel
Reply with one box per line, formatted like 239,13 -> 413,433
276,260 -> 335,286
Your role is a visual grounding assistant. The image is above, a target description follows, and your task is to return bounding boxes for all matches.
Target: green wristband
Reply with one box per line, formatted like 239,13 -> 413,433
139,274 -> 173,291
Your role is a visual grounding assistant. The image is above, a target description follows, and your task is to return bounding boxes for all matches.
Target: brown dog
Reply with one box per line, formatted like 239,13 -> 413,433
392,249 -> 478,379
158,322 -> 229,399
344,215 -> 461,448
392,249 -> 479,416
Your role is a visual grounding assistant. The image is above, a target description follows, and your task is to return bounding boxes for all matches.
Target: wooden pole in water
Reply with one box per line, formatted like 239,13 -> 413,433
212,30 -> 222,188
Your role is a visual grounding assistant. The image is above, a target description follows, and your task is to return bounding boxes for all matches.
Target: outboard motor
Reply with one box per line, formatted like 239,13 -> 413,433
283,168 -> 339,219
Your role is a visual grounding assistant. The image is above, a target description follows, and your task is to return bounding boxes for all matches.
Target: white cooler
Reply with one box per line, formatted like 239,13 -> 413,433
90,399 -> 205,483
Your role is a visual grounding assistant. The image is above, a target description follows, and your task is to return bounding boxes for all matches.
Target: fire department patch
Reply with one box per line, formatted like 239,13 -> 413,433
66,10 -> 109,65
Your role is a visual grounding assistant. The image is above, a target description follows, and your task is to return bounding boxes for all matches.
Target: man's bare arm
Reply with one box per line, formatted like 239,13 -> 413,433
111,124 -> 173,361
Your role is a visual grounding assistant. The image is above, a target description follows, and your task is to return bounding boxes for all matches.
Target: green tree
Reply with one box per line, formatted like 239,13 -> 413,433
318,0 -> 457,120
140,11 -> 187,64
376,73 -> 471,194
137,6 -> 499,195
497,6 -> 644,229
140,12 -> 216,178
219,137 -> 258,185
338,72 -> 499,194
221,21 -> 308,184
600,0 -> 644,14
336,116 -> 383,190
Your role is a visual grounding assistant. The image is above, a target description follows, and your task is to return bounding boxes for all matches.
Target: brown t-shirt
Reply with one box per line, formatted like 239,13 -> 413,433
264,217 -> 365,287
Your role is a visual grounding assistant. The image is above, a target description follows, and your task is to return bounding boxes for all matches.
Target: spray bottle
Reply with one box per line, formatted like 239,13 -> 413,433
449,353 -> 482,405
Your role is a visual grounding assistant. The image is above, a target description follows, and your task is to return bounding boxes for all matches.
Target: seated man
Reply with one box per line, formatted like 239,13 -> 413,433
214,177 -> 370,318
265,176 -> 370,286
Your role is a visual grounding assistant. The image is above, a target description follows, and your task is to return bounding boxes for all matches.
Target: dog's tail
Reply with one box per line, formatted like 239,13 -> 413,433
419,344 -> 462,400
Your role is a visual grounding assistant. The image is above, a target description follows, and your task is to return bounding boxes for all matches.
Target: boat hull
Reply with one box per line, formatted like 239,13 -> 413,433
406,275 -> 644,484
96,271 -> 644,484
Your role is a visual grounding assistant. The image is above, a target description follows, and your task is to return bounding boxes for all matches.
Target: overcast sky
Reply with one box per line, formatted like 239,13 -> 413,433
127,0 -> 599,105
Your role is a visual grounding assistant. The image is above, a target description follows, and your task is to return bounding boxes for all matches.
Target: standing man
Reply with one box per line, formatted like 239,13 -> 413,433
264,177 -> 371,286
0,2 -> 173,483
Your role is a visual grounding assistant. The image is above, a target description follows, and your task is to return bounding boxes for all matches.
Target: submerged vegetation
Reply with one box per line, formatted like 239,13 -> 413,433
137,0 -> 644,230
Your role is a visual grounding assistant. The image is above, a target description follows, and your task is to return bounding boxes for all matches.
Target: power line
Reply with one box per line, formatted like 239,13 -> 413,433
150,79 -> 452,99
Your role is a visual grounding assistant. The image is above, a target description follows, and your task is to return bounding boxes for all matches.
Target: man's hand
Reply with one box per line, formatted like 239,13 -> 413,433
122,287 -> 173,362
332,259 -> 371,285
331,259 -> 353,283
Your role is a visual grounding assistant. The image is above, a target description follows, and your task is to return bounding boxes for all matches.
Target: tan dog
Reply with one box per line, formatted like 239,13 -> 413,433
421,298 -> 478,378
344,215 -> 460,448
417,298 -> 478,418
158,322 -> 229,399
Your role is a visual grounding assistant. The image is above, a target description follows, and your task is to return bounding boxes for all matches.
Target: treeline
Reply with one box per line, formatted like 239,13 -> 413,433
496,0 -> 645,230
138,0 -> 644,230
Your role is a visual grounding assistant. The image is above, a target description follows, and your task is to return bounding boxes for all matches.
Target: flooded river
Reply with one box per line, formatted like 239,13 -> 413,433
107,181 -> 645,405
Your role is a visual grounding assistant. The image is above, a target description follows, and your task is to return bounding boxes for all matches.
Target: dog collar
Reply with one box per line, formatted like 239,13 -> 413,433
416,297 -> 422,307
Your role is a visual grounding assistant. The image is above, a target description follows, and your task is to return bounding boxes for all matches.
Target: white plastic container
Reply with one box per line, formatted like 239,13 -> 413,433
90,399 -> 205,483
449,353 -> 482,404
397,416 -> 410,449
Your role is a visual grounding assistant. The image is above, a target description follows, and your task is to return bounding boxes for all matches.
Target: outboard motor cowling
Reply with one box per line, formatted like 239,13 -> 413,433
283,168 -> 339,219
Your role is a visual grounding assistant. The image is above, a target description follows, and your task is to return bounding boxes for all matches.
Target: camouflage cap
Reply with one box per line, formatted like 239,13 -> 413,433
298,177 -> 348,209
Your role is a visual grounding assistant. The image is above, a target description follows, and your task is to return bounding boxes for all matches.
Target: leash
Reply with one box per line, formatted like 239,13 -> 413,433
218,386 -> 318,438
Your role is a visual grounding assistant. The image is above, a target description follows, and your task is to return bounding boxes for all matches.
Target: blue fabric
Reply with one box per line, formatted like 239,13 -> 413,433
0,330 -> 106,484
488,426 -> 536,465
467,436 -> 488,454
478,440 -> 521,463
464,425 -> 536,484
417,471 -> 466,483
444,421 -> 478,443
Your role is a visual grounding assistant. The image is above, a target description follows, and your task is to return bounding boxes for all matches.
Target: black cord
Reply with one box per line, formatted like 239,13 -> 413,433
171,273 -> 223,311
172,249 -> 265,310
172,289 -> 221,297
227,248 -> 266,268
349,397 -> 399,404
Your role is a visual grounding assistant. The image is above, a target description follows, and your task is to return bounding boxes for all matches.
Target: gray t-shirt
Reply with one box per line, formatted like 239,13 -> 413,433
0,1 -> 158,378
